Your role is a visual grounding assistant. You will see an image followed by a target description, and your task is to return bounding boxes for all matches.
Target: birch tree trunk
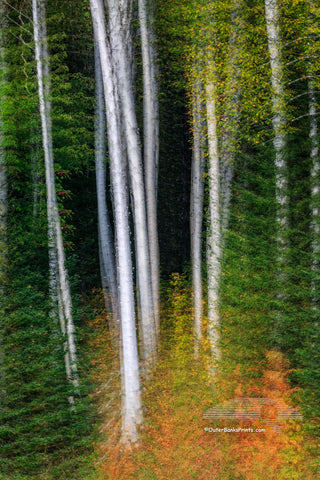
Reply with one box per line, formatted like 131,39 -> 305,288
190,77 -> 205,360
206,63 -> 221,372
90,0 -> 142,443
107,0 -> 156,368
94,39 -> 120,343
265,0 -> 288,347
32,0 -> 79,397
138,0 -> 160,337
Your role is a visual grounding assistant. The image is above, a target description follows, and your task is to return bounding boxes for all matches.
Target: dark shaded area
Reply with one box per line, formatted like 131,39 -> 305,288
158,89 -> 192,276
156,5 -> 192,277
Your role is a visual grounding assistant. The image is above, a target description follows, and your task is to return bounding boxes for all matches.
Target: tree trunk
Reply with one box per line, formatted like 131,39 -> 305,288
32,0 -> 79,397
138,0 -> 160,338
94,38 -> 120,343
265,0 -> 288,347
90,0 -> 142,443
107,0 -> 156,369
190,78 -> 205,360
206,63 -> 221,372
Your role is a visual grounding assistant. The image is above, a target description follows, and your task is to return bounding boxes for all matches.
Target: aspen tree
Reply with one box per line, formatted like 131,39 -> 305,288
32,0 -> 79,399
106,0 -> 156,368
138,0 -> 160,336
206,59 -> 221,371
265,0 -> 288,346
94,39 -> 120,343
190,73 -> 205,360
90,0 -> 142,443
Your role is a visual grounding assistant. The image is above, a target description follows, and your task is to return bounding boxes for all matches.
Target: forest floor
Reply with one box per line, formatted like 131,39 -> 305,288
90,351 -> 318,480
85,287 -> 319,480
5,285 -> 319,480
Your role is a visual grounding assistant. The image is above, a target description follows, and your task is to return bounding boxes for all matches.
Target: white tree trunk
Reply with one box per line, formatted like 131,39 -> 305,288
265,0 -> 288,251
190,81 -> 205,360
265,0 -> 288,346
107,0 -> 156,368
33,0 -> 79,396
206,66 -> 221,371
90,0 -> 142,443
94,39 -> 120,342
138,0 -> 160,338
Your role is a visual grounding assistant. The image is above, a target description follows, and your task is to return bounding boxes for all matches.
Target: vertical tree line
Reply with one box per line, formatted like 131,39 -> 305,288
0,0 -> 319,475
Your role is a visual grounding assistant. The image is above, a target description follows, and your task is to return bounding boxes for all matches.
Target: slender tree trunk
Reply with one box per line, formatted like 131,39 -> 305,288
206,64 -> 221,372
138,0 -> 160,337
191,78 -> 205,360
265,0 -> 288,347
90,0 -> 142,443
107,0 -> 156,369
94,39 -> 120,343
33,0 -> 79,396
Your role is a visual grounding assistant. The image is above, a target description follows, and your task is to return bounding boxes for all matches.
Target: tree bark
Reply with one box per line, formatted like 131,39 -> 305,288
107,0 -> 156,369
94,38 -> 120,343
138,0 -> 160,338
190,77 -> 205,360
206,63 -> 221,372
265,0 -> 288,347
32,0 -> 79,398
90,0 -> 142,443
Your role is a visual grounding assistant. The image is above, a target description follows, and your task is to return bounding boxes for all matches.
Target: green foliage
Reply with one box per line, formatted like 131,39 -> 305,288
0,0 -> 320,476
0,2 -> 95,477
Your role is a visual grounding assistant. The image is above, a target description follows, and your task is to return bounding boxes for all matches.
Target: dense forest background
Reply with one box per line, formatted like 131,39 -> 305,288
0,0 -> 320,478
